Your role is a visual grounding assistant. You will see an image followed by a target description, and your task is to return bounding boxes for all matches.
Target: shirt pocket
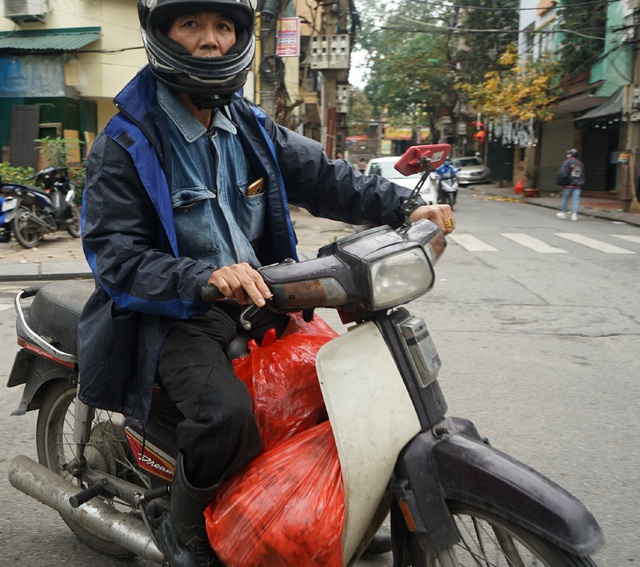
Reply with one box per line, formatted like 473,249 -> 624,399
171,186 -> 220,259
236,178 -> 266,245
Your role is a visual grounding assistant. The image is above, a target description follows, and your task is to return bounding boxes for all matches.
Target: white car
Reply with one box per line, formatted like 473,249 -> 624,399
452,156 -> 492,186
365,156 -> 438,205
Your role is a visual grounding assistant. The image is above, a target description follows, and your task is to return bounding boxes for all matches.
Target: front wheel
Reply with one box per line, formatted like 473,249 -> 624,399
406,502 -> 598,566
12,205 -> 41,248
443,191 -> 455,211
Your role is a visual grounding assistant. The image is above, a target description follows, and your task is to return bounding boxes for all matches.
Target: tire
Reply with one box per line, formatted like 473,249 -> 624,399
36,380 -> 137,558
444,192 -> 455,211
406,502 -> 598,566
12,205 -> 41,248
67,206 -> 81,238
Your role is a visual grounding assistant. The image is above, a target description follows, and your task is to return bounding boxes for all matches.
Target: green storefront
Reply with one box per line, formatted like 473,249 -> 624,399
0,28 -> 100,167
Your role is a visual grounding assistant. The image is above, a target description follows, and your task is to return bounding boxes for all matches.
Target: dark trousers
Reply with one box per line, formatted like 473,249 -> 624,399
156,307 -> 263,489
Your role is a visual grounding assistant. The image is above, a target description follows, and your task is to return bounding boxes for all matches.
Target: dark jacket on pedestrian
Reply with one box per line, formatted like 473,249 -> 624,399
556,157 -> 586,188
79,66 -> 422,421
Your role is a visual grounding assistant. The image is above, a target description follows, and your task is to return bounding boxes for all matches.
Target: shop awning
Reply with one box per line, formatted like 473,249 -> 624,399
0,27 -> 101,52
575,87 -> 623,122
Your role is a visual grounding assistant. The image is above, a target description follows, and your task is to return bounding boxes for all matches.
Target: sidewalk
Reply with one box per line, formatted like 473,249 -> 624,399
1,189 -> 638,282
473,182 -> 640,227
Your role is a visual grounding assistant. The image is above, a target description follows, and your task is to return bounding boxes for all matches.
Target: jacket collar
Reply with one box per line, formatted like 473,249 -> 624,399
114,66 -> 157,124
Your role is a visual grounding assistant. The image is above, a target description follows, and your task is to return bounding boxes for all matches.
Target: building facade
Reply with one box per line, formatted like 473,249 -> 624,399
0,0 -> 356,168
516,0 -> 635,207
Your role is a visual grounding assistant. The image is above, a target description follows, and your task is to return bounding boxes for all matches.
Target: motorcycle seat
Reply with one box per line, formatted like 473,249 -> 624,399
27,280 -> 253,360
28,280 -> 94,355
24,184 -> 51,196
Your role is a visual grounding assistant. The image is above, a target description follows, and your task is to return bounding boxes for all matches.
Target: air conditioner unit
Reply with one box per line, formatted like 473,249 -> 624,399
4,0 -> 51,23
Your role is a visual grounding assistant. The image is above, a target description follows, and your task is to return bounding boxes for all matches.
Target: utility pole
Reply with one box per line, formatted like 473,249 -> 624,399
257,0 -> 280,120
622,3 -> 640,213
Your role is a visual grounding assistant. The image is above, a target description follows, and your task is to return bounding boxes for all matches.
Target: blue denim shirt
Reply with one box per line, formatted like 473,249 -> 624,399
157,84 -> 264,268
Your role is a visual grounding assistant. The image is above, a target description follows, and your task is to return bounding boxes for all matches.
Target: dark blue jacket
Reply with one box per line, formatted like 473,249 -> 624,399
78,66 -> 418,420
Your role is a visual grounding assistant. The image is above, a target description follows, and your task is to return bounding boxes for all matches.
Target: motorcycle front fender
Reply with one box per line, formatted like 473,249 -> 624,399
395,416 -> 604,556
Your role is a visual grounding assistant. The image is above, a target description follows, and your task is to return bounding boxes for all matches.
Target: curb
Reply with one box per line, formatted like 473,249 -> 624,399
0,261 -> 92,282
477,186 -> 640,228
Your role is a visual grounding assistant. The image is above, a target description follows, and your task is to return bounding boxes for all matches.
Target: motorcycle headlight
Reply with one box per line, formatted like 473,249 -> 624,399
369,247 -> 434,310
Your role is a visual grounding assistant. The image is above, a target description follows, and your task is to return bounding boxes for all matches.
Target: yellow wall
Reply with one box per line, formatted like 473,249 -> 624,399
1,0 -> 146,126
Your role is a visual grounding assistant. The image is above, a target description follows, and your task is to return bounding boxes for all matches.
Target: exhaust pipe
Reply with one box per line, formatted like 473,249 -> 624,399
23,210 -> 57,231
8,455 -> 164,563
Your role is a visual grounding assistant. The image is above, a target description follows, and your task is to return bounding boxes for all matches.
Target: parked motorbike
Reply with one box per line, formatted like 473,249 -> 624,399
0,178 -> 19,243
7,145 -> 604,566
436,172 -> 459,210
9,166 -> 80,249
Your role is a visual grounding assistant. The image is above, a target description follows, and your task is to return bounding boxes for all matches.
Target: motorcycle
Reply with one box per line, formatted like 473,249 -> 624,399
0,179 -> 19,243
9,165 -> 81,249
7,145 -> 604,566
436,172 -> 458,210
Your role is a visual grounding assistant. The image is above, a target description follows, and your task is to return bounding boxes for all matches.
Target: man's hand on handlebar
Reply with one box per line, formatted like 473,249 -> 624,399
207,263 -> 272,307
410,204 -> 456,234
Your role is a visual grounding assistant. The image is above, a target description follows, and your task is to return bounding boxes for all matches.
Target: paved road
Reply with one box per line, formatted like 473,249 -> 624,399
1,191 -> 639,565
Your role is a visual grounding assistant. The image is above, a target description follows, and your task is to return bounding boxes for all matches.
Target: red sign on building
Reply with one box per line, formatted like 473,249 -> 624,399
277,18 -> 300,57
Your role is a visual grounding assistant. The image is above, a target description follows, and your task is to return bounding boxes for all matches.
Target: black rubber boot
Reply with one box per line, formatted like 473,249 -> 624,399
157,453 -> 222,567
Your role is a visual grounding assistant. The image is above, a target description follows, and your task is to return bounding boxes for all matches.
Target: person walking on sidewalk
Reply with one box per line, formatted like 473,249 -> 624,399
78,1 -> 456,564
556,148 -> 586,221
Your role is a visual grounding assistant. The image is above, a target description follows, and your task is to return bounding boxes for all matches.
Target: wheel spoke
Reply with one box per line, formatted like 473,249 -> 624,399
437,502 -> 598,567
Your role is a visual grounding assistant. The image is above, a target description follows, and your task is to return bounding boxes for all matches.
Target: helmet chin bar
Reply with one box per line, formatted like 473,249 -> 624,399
190,92 -> 232,110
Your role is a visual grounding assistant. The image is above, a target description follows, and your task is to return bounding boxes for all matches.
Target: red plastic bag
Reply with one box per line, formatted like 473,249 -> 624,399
205,421 -> 345,567
514,177 -> 525,195
232,312 -> 337,451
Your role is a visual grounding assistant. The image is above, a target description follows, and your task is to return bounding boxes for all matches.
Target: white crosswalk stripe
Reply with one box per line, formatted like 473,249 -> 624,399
448,234 -> 497,252
611,234 -> 640,245
502,234 -> 568,253
448,232 -> 638,255
555,233 -> 636,254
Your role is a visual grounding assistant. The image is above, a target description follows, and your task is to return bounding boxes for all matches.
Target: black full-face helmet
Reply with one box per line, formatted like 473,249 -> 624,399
138,0 -> 256,107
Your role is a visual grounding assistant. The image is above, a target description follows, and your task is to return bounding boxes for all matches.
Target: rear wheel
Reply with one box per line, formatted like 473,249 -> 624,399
406,502 -> 598,566
12,205 -> 41,248
67,206 -> 81,238
36,380 -> 142,558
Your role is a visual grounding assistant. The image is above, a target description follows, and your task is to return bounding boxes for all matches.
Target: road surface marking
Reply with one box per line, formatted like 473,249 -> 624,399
611,234 -> 640,245
502,233 -> 568,253
448,234 -> 497,252
555,233 -> 636,254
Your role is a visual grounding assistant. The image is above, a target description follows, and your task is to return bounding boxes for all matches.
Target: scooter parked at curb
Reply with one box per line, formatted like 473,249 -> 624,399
7,145 -> 604,566
0,179 -> 19,243
9,166 -> 80,249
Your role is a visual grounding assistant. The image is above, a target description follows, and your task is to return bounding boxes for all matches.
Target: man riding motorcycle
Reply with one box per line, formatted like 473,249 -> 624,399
79,0 -> 455,565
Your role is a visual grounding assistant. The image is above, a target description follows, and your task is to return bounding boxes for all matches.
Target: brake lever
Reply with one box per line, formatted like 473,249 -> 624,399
239,304 -> 263,331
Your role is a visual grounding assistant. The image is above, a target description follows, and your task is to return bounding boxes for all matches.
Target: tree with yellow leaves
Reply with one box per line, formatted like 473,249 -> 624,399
458,44 -> 562,123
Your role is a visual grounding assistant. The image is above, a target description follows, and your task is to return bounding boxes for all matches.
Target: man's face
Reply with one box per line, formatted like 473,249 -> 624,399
167,12 -> 236,57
